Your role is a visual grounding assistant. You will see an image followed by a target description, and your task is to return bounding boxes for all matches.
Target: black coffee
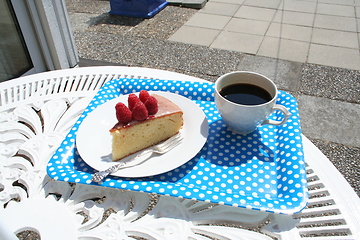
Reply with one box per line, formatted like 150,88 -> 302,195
219,83 -> 272,105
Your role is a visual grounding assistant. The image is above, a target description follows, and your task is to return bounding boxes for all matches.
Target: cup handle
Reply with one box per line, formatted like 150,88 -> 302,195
263,104 -> 291,126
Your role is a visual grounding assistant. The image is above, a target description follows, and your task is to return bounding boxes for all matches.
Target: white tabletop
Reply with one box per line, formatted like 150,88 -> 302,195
1,66 -> 359,240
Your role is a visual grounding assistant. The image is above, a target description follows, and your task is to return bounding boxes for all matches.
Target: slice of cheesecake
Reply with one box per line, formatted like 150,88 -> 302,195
110,94 -> 183,161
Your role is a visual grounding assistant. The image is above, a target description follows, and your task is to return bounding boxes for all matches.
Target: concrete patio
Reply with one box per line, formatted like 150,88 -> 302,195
65,0 -> 359,197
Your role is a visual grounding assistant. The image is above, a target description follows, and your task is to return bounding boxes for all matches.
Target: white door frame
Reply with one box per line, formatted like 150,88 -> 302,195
10,0 -> 78,76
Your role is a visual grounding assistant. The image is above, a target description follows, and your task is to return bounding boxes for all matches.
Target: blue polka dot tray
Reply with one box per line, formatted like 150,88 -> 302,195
47,78 -> 308,214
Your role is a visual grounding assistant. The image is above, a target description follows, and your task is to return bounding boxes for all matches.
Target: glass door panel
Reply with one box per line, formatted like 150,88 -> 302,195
0,0 -> 33,82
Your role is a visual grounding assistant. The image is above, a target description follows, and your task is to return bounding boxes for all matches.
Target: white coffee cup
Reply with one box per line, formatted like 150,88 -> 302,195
215,71 -> 291,135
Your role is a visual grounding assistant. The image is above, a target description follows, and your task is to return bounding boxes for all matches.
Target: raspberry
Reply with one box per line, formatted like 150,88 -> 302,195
132,102 -> 148,121
115,102 -> 132,124
139,90 -> 151,103
144,96 -> 158,115
128,93 -> 141,111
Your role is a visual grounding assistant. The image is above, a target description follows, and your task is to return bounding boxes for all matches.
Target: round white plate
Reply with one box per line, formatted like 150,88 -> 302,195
76,91 -> 209,178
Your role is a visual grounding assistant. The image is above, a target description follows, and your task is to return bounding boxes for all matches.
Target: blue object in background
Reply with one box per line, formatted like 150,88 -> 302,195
109,0 -> 168,18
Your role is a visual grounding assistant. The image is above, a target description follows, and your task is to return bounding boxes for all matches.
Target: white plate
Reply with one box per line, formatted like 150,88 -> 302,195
76,91 -> 209,178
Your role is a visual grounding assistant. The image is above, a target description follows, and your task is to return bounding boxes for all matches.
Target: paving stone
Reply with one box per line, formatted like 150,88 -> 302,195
298,95 -> 360,148
168,0 -> 208,9
307,44 -> 360,71
184,12 -> 231,30
224,18 -> 270,35
169,25 -> 220,46
273,11 -> 315,27
266,23 -> 312,42
215,0 -> 245,4
70,12 -> 144,37
234,5 -> 277,21
243,0 -> 282,9
300,64 -> 360,104
313,14 -> 357,32
237,55 -> 302,93
167,67 -> 218,82
68,4 -> 197,40
73,31 -> 141,63
211,31 -> 263,54
280,0 -> 317,13
65,0 -> 110,14
121,38 -> 191,69
257,37 -> 310,63
177,45 -> 243,77
199,1 -> 241,16
68,12 -> 101,32
311,28 -> 359,49
318,0 -> 354,5
316,3 -> 356,17
125,6 -> 198,40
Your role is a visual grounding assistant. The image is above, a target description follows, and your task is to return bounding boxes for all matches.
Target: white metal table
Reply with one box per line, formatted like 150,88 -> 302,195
0,66 -> 359,240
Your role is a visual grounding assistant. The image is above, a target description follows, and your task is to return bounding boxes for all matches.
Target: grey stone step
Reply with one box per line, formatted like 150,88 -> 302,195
167,0 -> 207,9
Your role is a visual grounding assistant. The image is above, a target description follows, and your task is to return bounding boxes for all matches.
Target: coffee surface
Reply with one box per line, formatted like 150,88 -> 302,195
219,83 -> 272,105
